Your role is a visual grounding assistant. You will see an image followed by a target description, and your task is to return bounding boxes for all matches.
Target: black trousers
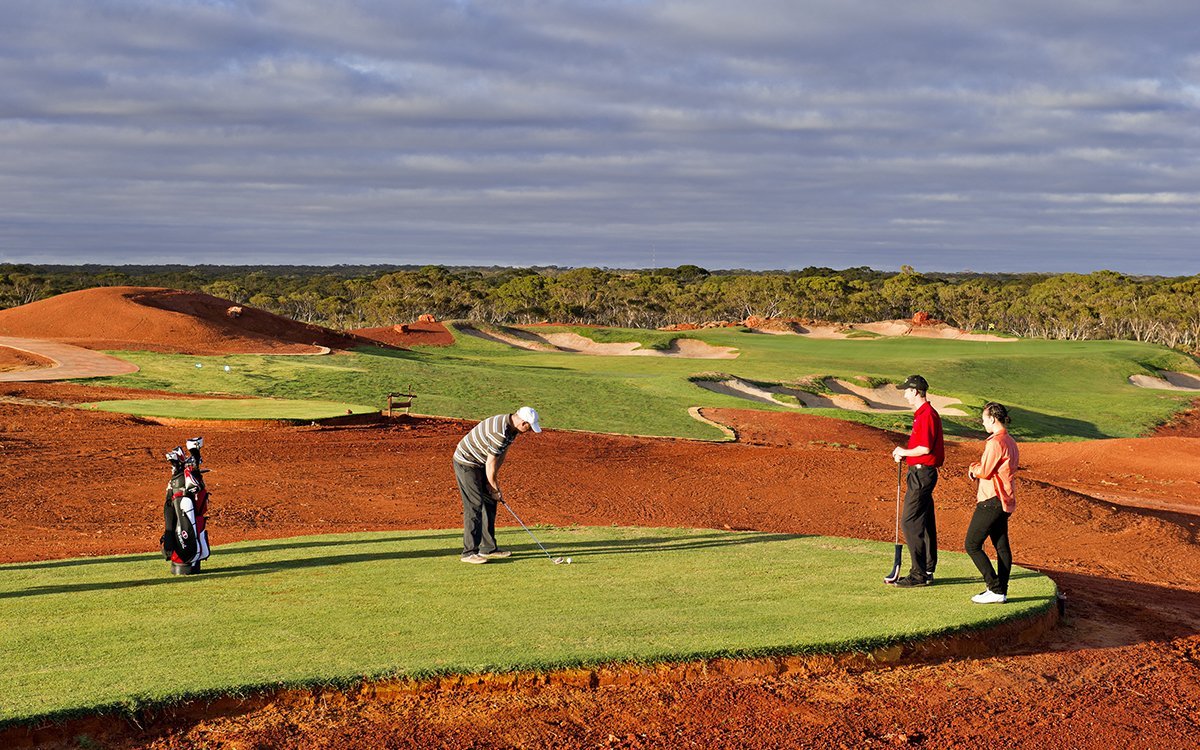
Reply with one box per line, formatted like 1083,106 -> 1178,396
965,497 -> 1012,595
454,461 -> 499,556
902,465 -> 938,581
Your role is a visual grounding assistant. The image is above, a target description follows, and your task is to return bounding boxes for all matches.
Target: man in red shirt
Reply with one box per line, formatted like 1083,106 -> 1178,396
889,374 -> 944,587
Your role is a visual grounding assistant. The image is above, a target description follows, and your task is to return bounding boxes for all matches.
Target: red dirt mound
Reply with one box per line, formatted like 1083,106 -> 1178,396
349,321 -> 454,347
0,287 -> 381,355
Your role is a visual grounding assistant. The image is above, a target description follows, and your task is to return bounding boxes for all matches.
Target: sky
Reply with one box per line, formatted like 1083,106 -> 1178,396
1,1 -> 1198,275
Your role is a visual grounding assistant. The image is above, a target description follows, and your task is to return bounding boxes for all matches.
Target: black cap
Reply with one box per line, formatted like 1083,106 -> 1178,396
900,374 -> 928,392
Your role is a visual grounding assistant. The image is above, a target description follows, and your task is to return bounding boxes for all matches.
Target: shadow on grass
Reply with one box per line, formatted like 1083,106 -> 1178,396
0,530 -> 807,600
500,531 -> 806,562
1004,404 -> 1109,441
931,571 -> 1041,588
0,533 -> 460,572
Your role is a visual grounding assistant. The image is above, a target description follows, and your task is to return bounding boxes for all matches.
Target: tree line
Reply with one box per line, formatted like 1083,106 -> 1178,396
1,263 -> 1198,352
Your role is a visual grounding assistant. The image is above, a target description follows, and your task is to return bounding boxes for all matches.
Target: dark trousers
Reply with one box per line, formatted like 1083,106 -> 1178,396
454,461 -> 499,556
902,465 -> 938,581
965,497 -> 1012,595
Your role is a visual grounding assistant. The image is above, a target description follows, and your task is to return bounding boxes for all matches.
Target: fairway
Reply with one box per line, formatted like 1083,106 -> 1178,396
96,326 -> 1200,441
82,397 -> 378,421
0,527 -> 1057,726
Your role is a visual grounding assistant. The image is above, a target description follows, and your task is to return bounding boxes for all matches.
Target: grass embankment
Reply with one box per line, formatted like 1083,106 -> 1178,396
82,398 -> 377,421
94,328 -> 1199,441
0,526 -> 1056,726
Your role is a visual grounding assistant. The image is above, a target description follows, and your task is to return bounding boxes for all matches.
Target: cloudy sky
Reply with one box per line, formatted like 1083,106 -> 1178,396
2,1 -> 1198,274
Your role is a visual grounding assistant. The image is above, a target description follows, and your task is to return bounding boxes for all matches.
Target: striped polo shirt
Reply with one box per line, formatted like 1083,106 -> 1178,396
453,414 -> 517,467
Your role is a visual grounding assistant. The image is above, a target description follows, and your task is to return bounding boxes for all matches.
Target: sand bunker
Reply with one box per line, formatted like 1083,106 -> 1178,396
742,318 -> 1016,342
1128,371 -> 1200,391
696,375 -> 968,416
458,324 -> 738,359
0,287 -> 383,356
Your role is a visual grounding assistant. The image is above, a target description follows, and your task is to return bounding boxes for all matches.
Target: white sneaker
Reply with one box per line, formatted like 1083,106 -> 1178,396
971,589 -> 1007,604
460,553 -> 488,564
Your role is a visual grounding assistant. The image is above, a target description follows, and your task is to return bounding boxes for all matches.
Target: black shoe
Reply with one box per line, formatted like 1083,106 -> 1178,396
894,575 -> 929,588
925,571 -> 935,585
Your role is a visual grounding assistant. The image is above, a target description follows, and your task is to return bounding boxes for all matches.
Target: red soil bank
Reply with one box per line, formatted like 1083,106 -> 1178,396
0,287 -> 379,355
349,321 -> 454,347
1,402 -> 1199,748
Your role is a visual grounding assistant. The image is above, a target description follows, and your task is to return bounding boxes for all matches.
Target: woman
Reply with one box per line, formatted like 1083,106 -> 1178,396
966,402 -> 1019,604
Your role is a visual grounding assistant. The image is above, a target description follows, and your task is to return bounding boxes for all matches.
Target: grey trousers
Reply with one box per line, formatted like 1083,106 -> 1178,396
454,460 -> 499,555
902,465 -> 939,581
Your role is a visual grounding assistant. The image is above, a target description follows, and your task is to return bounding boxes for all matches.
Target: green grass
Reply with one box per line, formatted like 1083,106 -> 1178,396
91,327 -> 1200,441
0,526 -> 1055,726
81,398 -> 378,421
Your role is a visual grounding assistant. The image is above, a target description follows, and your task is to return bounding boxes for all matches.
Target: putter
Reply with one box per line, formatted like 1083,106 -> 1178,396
884,460 -> 904,584
499,497 -> 571,565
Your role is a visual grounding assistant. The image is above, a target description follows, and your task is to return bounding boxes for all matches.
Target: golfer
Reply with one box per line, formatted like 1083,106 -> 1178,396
965,402 -> 1019,604
889,374 -> 944,588
453,406 -> 541,564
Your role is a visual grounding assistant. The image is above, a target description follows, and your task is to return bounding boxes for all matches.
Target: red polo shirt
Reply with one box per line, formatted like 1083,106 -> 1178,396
908,401 -> 944,468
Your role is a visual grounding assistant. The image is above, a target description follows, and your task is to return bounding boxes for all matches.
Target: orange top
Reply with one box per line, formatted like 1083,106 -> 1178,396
970,429 -> 1019,512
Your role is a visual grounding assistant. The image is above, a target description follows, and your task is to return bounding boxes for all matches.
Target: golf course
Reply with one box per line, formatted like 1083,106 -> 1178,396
0,286 -> 1197,748
89,321 -> 1198,441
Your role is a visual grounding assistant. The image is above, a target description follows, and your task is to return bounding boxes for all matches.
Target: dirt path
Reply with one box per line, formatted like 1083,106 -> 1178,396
0,336 -> 139,382
1,404 -> 1198,748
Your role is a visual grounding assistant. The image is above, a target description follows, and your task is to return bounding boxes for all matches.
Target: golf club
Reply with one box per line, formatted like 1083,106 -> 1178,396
499,496 -> 571,565
884,460 -> 904,583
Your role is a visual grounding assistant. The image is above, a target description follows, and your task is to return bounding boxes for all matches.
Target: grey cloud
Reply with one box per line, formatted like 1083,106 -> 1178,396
1,1 -> 1198,274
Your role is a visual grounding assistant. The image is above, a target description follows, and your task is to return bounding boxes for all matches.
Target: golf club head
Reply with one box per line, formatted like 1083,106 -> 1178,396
884,544 -> 903,584
552,556 -> 570,564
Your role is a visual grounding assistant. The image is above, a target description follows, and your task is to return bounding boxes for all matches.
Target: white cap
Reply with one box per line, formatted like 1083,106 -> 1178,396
516,406 -> 542,433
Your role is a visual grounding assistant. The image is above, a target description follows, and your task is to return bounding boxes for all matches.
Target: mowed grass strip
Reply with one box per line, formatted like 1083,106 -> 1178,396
81,398 -> 378,421
96,328 -> 1200,441
0,527 -> 1056,725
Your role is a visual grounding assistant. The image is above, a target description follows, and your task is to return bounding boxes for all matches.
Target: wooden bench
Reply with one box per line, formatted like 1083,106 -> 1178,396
386,390 -> 416,417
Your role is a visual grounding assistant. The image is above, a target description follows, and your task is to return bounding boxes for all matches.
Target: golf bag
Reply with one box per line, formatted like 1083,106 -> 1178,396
160,437 -> 211,575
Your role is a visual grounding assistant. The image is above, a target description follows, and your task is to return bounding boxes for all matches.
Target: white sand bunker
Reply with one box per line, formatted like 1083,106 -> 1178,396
458,324 -> 738,359
1128,371 -> 1200,391
696,375 -> 968,416
456,323 -> 558,351
744,319 -> 1016,343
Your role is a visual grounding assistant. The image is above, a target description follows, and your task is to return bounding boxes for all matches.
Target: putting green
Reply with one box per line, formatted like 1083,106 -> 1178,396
0,527 -> 1057,726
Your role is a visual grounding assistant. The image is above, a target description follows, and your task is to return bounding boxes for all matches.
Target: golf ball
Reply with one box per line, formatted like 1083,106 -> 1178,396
566,557 -> 572,564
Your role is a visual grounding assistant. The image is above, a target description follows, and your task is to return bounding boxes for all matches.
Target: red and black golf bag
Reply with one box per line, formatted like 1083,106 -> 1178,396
160,437 -> 211,575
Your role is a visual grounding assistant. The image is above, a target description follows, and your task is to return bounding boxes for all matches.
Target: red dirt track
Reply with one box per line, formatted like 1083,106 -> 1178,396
3,396 -> 1199,748
0,346 -> 53,372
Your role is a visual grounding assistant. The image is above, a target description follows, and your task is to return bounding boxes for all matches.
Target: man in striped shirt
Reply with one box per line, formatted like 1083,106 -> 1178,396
453,406 -> 542,564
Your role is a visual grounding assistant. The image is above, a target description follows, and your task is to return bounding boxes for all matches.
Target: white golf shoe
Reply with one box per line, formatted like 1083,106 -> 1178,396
971,589 -> 1007,604
460,553 -> 489,564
